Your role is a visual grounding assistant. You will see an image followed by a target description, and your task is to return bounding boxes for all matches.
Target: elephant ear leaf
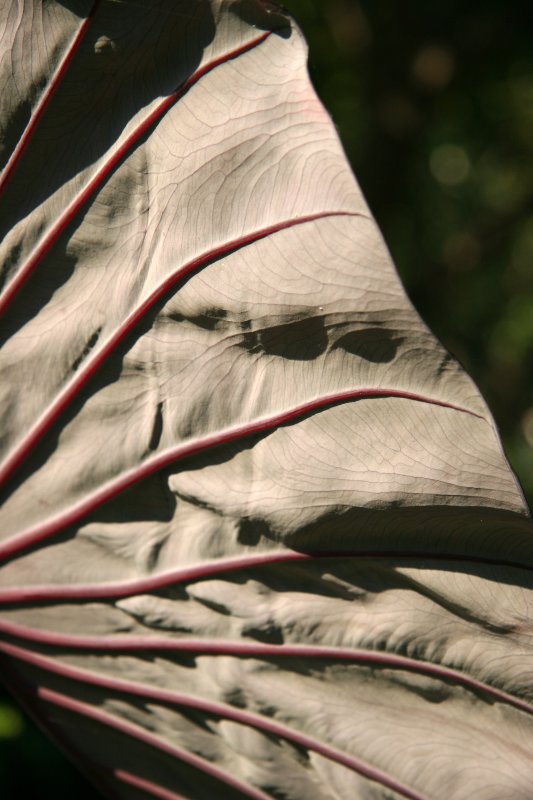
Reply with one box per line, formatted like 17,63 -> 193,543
0,2 -> 531,799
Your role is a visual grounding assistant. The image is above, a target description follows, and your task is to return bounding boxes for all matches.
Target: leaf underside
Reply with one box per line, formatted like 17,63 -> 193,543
0,2 -> 532,799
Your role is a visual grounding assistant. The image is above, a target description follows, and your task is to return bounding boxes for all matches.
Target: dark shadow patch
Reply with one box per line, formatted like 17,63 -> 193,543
0,330 -> 126,505
0,99 -> 31,173
144,532 -> 167,574
436,351 -> 455,377
71,328 -> 102,373
238,559 -> 384,601
242,623 -> 284,644
90,471 -> 176,525
231,0 -> 292,38
0,263 -> 186,504
283,504 -> 533,579
192,594 -> 231,616
188,308 -> 229,331
333,327 -> 402,363
147,401 -> 164,453
237,517 -> 270,546
242,315 -> 328,361
0,246 -> 80,349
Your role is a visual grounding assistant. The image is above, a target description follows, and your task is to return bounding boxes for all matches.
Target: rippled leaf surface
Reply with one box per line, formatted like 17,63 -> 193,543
0,2 -> 532,798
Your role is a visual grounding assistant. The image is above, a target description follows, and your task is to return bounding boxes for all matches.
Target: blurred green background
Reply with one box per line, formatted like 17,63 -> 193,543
1,0 -> 531,796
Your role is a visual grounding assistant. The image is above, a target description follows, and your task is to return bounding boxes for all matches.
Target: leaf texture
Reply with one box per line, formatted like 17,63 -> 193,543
0,2 -> 532,799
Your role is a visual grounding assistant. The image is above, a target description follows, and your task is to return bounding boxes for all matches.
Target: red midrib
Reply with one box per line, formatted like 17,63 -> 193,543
0,1 -> 101,197
115,771 -> 188,800
1,620 -> 531,718
0,387 -> 483,563
38,686 -> 274,800
8,636 -> 430,800
0,29 -> 272,318
0,12 -> 507,800
0,548 -> 530,605
0,210 -> 360,490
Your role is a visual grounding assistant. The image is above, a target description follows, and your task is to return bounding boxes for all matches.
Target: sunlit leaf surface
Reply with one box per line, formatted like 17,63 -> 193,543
0,2 -> 532,798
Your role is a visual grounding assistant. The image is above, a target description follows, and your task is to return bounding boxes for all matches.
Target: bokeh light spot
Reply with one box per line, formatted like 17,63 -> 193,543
0,702 -> 24,739
413,45 -> 455,89
521,408 -> 533,449
478,154 -> 527,212
430,144 -> 471,186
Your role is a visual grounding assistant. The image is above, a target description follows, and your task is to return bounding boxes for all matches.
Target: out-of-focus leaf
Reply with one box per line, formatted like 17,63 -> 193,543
0,2 -> 531,799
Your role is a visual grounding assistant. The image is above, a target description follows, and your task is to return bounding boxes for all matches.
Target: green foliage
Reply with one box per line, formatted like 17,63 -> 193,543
0,686 -> 96,798
0,702 -> 23,739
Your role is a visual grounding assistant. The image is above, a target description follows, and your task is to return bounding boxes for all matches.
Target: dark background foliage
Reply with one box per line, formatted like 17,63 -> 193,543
1,0 -> 531,795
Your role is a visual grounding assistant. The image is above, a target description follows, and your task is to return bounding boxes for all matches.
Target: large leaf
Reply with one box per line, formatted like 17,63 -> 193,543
1,1 -> 532,798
